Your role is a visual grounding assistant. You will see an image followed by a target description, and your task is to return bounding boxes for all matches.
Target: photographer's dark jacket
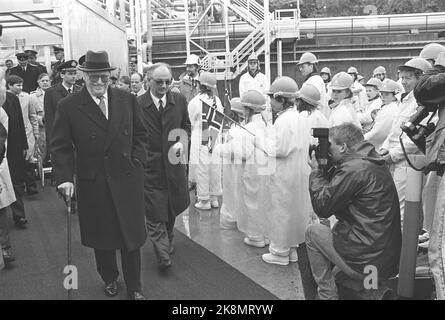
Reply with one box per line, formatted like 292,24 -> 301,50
309,141 -> 401,277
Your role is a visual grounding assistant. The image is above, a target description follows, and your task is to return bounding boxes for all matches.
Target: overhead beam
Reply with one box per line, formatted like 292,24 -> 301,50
10,12 -> 62,37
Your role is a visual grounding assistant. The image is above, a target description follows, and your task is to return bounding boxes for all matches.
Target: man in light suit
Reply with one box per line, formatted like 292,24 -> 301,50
138,63 -> 191,270
52,51 -> 148,300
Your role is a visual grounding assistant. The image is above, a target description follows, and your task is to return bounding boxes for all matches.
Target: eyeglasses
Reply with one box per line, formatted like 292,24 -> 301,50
152,78 -> 172,86
88,74 -> 110,83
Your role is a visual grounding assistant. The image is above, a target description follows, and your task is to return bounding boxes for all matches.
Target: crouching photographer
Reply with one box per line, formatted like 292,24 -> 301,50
306,123 -> 402,299
413,52 -> 445,300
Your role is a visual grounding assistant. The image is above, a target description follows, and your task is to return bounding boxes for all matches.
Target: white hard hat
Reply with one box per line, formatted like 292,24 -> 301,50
297,52 -> 318,66
185,54 -> 200,65
357,74 -> 364,81
241,90 -> 266,112
268,76 -> 299,98
347,66 -> 358,74
398,57 -> 432,73
379,79 -> 400,94
247,53 -> 259,61
320,67 -> 331,74
419,43 -> 445,61
436,52 -> 445,67
364,78 -> 383,90
329,72 -> 354,90
230,97 -> 244,114
198,71 -> 217,88
373,66 -> 386,75
297,83 -> 320,107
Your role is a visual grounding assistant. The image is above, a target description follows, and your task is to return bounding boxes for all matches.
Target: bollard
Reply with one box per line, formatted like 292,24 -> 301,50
397,155 -> 426,298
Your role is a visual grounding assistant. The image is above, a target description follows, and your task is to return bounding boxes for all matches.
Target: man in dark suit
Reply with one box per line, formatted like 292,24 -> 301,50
50,46 -> 64,86
44,60 -> 81,158
2,77 -> 28,228
51,50 -> 148,300
138,63 -> 191,270
8,53 -> 42,93
25,50 -> 47,75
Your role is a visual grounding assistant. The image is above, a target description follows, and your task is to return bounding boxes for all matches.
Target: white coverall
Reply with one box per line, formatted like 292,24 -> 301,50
328,98 -> 361,129
239,71 -> 272,124
305,75 -> 330,119
257,107 -> 312,256
358,97 -> 382,129
188,93 -> 223,201
364,101 -> 399,151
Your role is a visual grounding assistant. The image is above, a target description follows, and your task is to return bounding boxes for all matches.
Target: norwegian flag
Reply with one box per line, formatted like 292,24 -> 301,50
201,98 -> 225,151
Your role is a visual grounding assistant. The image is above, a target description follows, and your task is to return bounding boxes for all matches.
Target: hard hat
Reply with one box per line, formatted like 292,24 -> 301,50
379,79 -> 400,94
347,66 -> 358,74
398,57 -> 432,73
373,66 -> 386,75
364,78 -> 383,90
247,53 -> 258,61
320,67 -> 331,74
436,52 -> 445,67
329,72 -> 354,90
268,76 -> 299,98
185,54 -> 200,65
241,90 -> 266,112
297,52 -> 318,66
230,97 -> 244,114
297,83 -> 320,107
357,74 -> 364,81
419,43 -> 445,61
170,86 -> 180,94
198,71 -> 217,88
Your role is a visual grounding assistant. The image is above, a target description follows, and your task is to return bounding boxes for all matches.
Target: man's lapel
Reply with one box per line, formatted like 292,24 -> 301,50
76,87 -> 108,131
104,88 -> 124,150
163,91 -> 175,115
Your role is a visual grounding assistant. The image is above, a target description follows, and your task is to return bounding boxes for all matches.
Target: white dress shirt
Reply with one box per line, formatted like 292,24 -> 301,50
150,91 -> 166,111
90,92 -> 109,119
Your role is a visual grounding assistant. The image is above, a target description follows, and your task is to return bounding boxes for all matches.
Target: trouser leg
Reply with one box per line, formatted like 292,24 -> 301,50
166,213 -> 176,251
0,207 -> 11,249
94,249 -> 119,284
11,183 -> 26,221
428,175 -> 445,300
120,248 -> 141,293
146,220 -> 171,263
197,147 -> 210,201
24,161 -> 37,190
305,224 -> 364,300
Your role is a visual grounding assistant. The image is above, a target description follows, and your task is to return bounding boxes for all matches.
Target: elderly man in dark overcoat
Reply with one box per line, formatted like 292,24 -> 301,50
51,51 -> 148,300
138,63 -> 191,270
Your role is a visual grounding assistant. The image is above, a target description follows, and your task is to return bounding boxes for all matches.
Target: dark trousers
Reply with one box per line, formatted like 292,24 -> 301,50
146,214 -> 176,263
11,183 -> 26,221
0,207 -> 11,249
94,248 -> 142,292
24,161 -> 37,190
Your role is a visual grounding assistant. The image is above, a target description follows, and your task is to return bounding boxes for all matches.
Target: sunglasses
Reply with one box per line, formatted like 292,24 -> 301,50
152,78 -> 172,86
88,74 -> 110,82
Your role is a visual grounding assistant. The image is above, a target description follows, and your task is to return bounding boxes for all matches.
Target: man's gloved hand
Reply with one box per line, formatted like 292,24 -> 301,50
57,182 -> 74,202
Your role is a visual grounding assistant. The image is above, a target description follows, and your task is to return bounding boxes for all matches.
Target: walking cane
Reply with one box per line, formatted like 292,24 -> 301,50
66,195 -> 73,300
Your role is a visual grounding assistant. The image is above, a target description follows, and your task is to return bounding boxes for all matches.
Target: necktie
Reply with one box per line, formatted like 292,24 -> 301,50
68,88 -> 72,94
159,99 -> 164,113
98,96 -> 107,119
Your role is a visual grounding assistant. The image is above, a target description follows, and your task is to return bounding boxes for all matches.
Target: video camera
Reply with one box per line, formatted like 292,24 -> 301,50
310,128 -> 331,170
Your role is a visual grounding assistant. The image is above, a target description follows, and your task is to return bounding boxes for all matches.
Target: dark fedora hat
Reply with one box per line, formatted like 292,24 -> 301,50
77,50 -> 116,72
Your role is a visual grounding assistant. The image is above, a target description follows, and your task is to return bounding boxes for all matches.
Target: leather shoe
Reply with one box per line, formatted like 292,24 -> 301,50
2,250 -> 15,264
127,291 -> 145,300
14,218 -> 28,228
158,260 -> 172,271
104,280 -> 118,297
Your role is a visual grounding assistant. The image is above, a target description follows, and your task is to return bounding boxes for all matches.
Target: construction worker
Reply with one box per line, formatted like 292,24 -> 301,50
364,79 -> 400,151
357,74 -> 365,86
177,54 -> 201,103
347,66 -> 368,114
255,76 -> 311,265
297,52 -> 329,119
328,72 -> 361,128
239,53 -> 271,124
213,97 -> 245,229
188,72 -> 223,210
319,67 -> 331,92
236,90 -> 270,248
360,78 -> 383,131
419,42 -> 445,67
380,57 -> 432,221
